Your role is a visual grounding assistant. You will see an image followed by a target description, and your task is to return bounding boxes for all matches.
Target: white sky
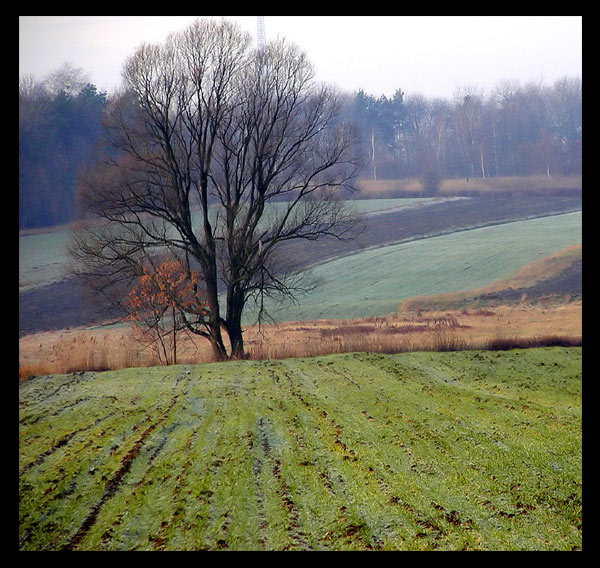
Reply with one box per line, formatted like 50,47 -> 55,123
19,16 -> 582,99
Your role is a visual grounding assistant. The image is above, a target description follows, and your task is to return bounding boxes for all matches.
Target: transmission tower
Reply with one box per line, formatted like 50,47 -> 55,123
257,16 -> 266,50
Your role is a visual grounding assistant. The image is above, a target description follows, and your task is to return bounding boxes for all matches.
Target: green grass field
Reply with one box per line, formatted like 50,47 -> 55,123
251,211 -> 582,323
18,198 -> 430,292
19,347 -> 582,551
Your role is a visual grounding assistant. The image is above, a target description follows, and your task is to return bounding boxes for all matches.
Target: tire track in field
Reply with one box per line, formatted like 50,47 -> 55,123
267,360 -> 359,461
19,396 -> 92,426
62,392 -> 183,550
96,417 -> 195,551
254,415 -> 311,550
19,411 -> 117,477
18,409 -> 118,549
267,358 -> 451,549
19,372 -> 98,404
310,354 -> 477,544
261,361 -> 390,549
90,371 -> 198,550
147,426 -> 200,550
96,373 -> 206,550
248,427 -> 269,549
266,360 -> 364,468
256,363 -> 346,547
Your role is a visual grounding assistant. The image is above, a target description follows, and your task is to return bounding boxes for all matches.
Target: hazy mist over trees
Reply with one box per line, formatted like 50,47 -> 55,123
19,60 -> 581,231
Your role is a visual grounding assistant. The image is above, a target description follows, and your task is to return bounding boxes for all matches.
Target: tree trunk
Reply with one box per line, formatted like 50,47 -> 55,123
227,320 -> 246,360
226,286 -> 247,360
371,126 -> 377,180
209,334 -> 229,362
172,307 -> 177,365
203,265 -> 229,362
480,145 -> 486,179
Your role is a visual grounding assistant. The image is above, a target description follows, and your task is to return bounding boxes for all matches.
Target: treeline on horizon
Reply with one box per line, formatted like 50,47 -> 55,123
19,62 -> 582,230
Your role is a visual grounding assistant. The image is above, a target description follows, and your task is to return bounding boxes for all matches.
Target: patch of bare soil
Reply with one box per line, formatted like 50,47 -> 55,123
19,276 -> 119,337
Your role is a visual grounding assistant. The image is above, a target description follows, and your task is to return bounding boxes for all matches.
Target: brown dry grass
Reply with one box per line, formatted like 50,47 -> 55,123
18,301 -> 581,382
356,175 -> 582,199
18,245 -> 582,381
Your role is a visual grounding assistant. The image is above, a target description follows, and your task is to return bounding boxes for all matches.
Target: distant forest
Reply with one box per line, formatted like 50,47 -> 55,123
348,77 -> 581,183
19,65 -> 108,229
19,63 -> 582,230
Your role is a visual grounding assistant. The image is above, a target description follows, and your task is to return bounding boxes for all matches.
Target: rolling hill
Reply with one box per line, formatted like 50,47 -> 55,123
19,347 -> 582,551
19,186 -> 583,551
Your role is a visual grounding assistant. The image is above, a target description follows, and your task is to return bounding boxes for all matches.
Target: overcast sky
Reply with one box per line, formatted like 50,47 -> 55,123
19,16 -> 582,99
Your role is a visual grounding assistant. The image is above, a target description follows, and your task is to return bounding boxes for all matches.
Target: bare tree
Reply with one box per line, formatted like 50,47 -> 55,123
70,18 -> 358,361
42,61 -> 90,97
453,86 -> 485,181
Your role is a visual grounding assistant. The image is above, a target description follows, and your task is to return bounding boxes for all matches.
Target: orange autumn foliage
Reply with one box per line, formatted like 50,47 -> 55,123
125,259 -> 208,325
123,258 -> 210,365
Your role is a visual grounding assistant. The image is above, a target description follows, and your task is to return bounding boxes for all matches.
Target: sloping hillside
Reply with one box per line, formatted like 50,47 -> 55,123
249,211 -> 581,323
19,193 -> 581,336
399,244 -> 582,312
19,348 -> 582,551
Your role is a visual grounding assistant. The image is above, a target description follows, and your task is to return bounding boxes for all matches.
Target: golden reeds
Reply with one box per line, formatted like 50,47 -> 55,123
19,302 -> 581,381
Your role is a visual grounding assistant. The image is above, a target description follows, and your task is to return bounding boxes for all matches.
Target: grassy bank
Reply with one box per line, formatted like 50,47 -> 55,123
19,347 -> 582,551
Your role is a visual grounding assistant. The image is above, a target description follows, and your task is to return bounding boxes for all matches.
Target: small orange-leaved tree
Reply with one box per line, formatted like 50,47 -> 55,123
124,258 -> 208,365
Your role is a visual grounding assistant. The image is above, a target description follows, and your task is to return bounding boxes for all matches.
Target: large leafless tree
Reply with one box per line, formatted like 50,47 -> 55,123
70,18 -> 358,361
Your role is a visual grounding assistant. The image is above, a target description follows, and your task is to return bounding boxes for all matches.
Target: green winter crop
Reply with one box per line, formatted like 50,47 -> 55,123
19,347 -> 581,551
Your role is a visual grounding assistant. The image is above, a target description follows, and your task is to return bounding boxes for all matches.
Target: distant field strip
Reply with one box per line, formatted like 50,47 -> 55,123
252,211 -> 582,323
19,348 -> 582,551
19,230 -> 72,291
18,199 -> 431,292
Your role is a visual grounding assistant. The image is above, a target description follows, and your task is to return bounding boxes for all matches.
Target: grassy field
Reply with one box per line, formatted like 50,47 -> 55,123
249,211 -> 581,323
19,347 -> 581,551
399,244 -> 581,313
18,214 -> 582,378
19,192 -> 581,337
18,198 -> 430,292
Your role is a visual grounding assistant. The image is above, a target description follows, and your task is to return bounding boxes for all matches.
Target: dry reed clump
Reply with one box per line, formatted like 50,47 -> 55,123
485,335 -> 581,351
18,327 -> 219,382
356,175 -> 582,199
19,304 -> 582,380
19,332 -> 147,381
247,314 -> 472,360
